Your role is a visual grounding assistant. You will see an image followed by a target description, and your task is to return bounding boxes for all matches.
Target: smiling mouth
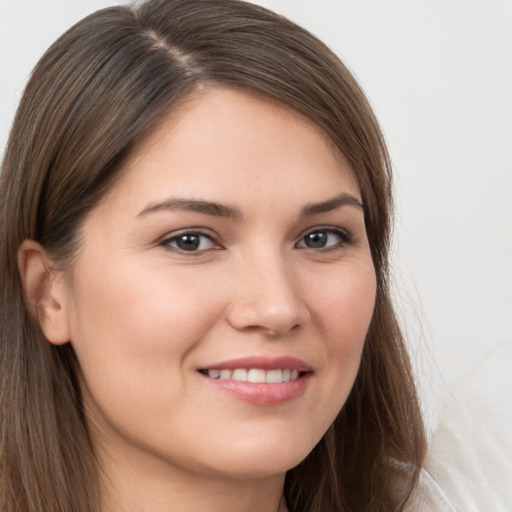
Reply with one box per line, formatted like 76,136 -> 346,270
199,368 -> 306,383
198,360 -> 312,404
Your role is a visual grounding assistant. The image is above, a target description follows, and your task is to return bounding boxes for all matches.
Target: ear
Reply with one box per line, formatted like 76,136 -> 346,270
18,240 -> 71,345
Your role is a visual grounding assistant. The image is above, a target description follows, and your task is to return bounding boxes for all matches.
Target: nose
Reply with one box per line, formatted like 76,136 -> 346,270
226,252 -> 310,336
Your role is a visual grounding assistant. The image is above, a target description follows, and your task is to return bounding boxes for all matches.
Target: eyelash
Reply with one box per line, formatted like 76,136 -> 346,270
297,227 -> 354,251
159,230 -> 220,254
159,226 -> 354,254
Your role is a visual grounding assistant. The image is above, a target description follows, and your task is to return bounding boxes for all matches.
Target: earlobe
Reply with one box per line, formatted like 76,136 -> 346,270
18,240 -> 71,345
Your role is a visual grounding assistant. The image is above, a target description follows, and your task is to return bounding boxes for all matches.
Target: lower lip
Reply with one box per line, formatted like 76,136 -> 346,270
201,373 -> 311,405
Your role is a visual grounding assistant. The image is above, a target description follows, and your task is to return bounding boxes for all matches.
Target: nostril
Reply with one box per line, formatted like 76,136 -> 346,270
264,322 -> 301,337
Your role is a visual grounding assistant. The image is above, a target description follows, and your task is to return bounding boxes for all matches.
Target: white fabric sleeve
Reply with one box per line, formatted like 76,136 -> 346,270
425,340 -> 512,512
405,469 -> 457,512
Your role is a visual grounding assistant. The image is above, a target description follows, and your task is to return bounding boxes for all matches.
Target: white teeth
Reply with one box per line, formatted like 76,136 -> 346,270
206,368 -> 302,383
219,369 -> 232,380
247,369 -> 266,383
266,369 -> 283,383
231,369 -> 248,381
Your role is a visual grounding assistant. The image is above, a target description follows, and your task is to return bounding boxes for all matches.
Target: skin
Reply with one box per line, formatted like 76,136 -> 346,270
21,88 -> 376,512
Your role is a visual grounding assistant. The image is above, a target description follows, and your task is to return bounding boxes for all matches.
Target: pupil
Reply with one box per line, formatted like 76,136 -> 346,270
306,232 -> 327,248
177,234 -> 200,251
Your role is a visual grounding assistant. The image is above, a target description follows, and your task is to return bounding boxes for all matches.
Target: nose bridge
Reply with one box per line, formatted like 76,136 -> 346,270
227,244 -> 307,334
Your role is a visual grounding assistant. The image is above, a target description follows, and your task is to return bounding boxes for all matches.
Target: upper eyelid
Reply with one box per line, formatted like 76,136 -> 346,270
301,225 -> 346,233
160,227 -> 217,241
298,225 -> 350,238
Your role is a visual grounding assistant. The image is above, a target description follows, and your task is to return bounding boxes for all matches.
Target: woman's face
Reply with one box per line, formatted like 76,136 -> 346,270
61,88 -> 376,481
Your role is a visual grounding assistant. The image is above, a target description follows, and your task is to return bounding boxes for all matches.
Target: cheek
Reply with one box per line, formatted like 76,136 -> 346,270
304,260 -> 376,421
70,257 -> 223,347
66,257 -> 226,408
309,261 -> 376,352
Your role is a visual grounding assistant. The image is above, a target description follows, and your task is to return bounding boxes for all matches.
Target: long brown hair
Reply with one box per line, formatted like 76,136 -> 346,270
0,1 -> 426,510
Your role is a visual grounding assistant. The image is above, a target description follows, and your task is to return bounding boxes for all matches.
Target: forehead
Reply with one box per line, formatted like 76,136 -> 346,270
98,87 -> 360,216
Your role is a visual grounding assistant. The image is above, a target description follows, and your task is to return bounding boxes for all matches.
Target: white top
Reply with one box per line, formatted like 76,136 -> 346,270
425,341 -> 512,512
405,470 -> 457,512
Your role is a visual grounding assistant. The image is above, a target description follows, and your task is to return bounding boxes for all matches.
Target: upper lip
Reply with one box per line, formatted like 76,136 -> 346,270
199,356 -> 312,372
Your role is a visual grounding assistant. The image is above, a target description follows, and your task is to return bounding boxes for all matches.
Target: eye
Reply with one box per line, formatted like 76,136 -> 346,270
297,228 -> 352,250
161,231 -> 218,253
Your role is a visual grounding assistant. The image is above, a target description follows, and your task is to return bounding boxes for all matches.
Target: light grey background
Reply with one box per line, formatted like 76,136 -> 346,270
1,0 -> 511,428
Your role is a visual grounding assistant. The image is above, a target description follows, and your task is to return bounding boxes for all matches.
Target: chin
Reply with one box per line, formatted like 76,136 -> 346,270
200,435 -> 315,480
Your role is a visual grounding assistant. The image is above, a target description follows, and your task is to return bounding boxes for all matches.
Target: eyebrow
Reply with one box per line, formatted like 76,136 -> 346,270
300,193 -> 364,217
137,192 -> 363,220
138,198 -> 243,220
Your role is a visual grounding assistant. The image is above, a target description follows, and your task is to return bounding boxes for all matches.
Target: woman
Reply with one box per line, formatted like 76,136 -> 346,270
0,0 -> 440,510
